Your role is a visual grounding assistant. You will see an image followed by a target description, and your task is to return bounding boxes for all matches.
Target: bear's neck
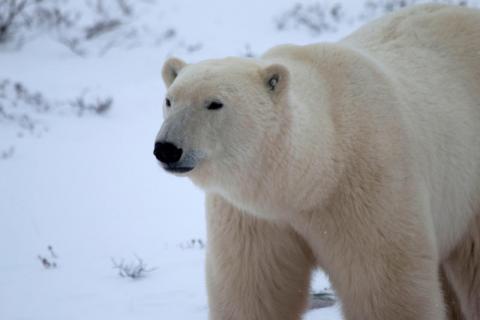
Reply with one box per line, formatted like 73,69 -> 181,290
219,98 -> 340,221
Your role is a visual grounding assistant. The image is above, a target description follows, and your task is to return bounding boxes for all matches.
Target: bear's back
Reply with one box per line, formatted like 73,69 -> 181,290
342,4 -> 480,56
262,4 -> 480,258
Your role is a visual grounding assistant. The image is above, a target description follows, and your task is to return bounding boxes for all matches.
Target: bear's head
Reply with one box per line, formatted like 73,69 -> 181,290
154,56 -> 291,192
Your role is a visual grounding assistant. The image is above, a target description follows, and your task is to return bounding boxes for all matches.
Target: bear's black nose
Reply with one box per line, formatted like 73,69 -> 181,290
154,141 -> 183,164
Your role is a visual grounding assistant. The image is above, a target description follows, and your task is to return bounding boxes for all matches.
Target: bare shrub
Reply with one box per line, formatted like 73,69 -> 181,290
69,94 -> 113,116
275,2 -> 345,35
1,79 -> 112,117
0,0 -> 28,43
0,0 -> 177,55
179,238 -> 205,250
0,79 -> 112,145
37,245 -> 58,269
116,0 -> 132,16
111,256 -> 157,279
0,0 -> 77,47
0,79 -> 50,134
276,0 -> 477,37
57,36 -> 86,56
85,19 -> 121,40
361,0 -> 471,18
12,81 -> 51,113
0,146 -> 15,159
241,43 -> 255,57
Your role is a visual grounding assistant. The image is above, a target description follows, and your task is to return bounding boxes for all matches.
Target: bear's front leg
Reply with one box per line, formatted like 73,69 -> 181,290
206,194 -> 315,320
295,207 -> 447,320
331,252 -> 446,320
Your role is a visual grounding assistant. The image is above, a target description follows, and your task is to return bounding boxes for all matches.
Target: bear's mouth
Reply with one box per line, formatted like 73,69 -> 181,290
163,165 -> 194,174
156,149 -> 203,175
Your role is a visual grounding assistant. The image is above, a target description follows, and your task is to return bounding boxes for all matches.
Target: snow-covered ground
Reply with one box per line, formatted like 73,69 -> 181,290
0,0 -> 476,319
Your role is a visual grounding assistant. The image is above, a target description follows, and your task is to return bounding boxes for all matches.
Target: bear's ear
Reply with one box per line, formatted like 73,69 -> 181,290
162,57 -> 187,87
262,64 -> 289,100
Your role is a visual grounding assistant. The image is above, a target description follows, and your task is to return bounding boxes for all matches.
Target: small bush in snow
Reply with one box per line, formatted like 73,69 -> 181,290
70,94 -> 113,116
0,146 -> 15,159
0,79 -> 51,113
0,0 -> 178,55
276,0 -> 478,37
359,0 -> 472,20
37,245 -> 58,269
0,79 -> 112,149
111,256 -> 157,279
179,238 -> 205,250
0,0 -> 28,43
275,2 -> 345,35
241,43 -> 255,57
0,79 -> 50,135
0,0 -> 77,47
0,79 -> 112,117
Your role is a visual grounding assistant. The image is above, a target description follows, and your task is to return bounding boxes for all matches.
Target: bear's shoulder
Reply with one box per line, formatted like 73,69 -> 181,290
342,4 -> 480,49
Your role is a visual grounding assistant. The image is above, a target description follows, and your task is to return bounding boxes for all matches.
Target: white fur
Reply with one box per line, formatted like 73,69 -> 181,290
157,4 -> 480,319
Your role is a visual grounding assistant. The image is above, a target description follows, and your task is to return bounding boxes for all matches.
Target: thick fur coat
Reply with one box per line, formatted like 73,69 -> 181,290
155,4 -> 480,320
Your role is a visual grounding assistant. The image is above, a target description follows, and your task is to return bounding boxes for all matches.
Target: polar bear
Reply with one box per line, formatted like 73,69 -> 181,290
153,4 -> 480,320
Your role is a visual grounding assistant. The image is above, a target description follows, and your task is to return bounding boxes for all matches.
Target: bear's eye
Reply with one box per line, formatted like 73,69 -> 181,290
165,98 -> 171,107
207,101 -> 223,110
